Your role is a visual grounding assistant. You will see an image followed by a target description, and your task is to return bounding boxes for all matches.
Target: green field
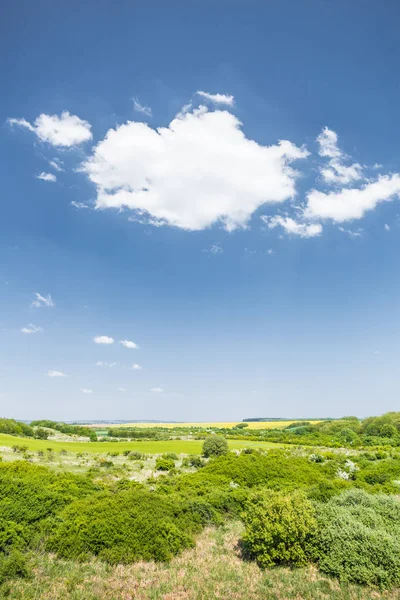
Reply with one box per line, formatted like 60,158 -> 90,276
0,433 -> 282,454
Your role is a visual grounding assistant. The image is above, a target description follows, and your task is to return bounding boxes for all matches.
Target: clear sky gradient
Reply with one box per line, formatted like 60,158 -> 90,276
1,0 -> 399,421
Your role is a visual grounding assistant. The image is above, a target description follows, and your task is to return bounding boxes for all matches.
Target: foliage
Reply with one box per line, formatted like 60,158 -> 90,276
182,455 -> 205,468
30,420 -> 97,440
34,428 -> 49,440
202,435 -> 228,457
47,488 -> 201,563
0,419 -> 34,438
309,489 -> 400,589
155,457 -> 175,471
242,489 -> 316,567
0,549 -> 30,585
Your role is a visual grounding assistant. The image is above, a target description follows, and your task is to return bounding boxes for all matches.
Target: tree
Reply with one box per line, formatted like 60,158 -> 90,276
202,435 -> 228,458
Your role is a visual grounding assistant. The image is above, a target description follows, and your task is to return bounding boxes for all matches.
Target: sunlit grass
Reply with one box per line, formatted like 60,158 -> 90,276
0,433 -> 282,454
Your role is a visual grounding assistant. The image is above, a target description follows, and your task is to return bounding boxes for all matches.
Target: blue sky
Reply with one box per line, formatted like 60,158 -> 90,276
1,0 -> 400,421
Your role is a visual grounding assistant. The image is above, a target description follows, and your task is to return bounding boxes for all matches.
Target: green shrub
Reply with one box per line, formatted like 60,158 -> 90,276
202,435 -> 228,458
34,428 -> 49,440
162,453 -> 178,461
242,489 -> 316,568
0,550 -> 30,585
47,489 -> 200,563
182,455 -> 205,468
309,489 -> 400,589
129,451 -> 144,460
155,457 -> 175,471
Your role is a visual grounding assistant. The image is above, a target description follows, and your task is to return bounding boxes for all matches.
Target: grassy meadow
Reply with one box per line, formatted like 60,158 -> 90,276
0,432 -> 282,454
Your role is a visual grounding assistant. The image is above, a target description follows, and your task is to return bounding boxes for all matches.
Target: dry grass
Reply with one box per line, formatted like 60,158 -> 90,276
7,522 -> 400,600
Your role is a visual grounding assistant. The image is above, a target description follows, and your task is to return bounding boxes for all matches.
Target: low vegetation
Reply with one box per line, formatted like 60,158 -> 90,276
1,412 -> 400,597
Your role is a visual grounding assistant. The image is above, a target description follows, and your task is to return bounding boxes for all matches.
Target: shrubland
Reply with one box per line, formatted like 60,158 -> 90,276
2,413 -> 400,595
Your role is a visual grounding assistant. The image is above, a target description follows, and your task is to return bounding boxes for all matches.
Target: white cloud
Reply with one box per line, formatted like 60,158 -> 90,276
31,293 -> 54,308
21,324 -> 43,334
47,370 -> 66,377
120,340 -> 139,349
81,101 -> 308,231
81,388 -> 93,394
305,175 -> 400,222
117,387 -> 127,392
49,158 -> 64,172
203,243 -> 223,255
36,172 -> 57,182
262,215 -> 322,238
150,387 -> 163,393
266,249 -> 274,255
338,226 -> 363,238
96,361 -> 117,367
384,223 -> 390,231
8,111 -> 92,147
70,201 -> 90,209
131,363 -> 142,370
133,98 -> 152,117
196,91 -> 235,106
93,335 -> 114,344
317,127 -> 363,185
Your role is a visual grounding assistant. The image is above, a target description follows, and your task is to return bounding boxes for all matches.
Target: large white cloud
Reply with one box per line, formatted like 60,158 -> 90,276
305,175 -> 400,222
81,104 -> 309,231
8,111 -> 92,147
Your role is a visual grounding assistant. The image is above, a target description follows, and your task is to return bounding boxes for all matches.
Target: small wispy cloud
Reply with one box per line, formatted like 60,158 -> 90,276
266,249 -> 274,255
21,324 -> 43,334
384,223 -> 390,231
133,98 -> 152,117
262,215 -> 322,238
47,370 -> 66,377
93,335 -> 114,345
49,158 -> 64,172
150,387 -> 163,393
80,388 -> 93,394
117,387 -> 127,392
71,201 -> 90,210
196,91 -> 235,106
96,361 -> 117,367
132,363 -> 142,370
36,172 -> 57,182
31,293 -> 54,308
338,226 -> 363,238
203,243 -> 223,256
120,339 -> 139,349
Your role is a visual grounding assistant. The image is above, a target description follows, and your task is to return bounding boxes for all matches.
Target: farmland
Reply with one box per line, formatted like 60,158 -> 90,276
0,432 -> 281,454
89,419 -> 321,430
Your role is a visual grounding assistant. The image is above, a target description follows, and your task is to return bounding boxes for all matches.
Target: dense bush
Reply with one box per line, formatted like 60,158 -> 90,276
0,462 -> 100,525
202,435 -> 228,457
310,489 -> 400,589
30,420 -> 97,440
0,550 -> 30,585
0,418 -> 34,438
155,457 -> 175,471
47,488 -> 201,563
242,489 -> 316,567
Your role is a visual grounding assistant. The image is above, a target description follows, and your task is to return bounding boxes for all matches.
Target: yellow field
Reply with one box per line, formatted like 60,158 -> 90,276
91,420 -> 320,430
